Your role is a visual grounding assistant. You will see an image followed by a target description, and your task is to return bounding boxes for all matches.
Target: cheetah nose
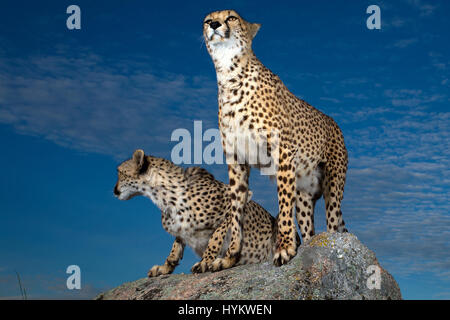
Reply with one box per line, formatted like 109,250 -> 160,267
113,185 -> 120,196
210,21 -> 221,30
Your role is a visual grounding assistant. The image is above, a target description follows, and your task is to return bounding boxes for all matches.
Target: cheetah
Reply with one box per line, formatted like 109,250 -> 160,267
203,10 -> 348,269
113,149 -> 288,276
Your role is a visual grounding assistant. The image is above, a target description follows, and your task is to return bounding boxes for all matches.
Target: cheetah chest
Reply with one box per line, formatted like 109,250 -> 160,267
160,201 -> 216,257
220,94 -> 273,168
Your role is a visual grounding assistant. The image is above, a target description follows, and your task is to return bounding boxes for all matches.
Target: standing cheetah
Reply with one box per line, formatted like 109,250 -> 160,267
114,149 -> 288,276
203,10 -> 348,269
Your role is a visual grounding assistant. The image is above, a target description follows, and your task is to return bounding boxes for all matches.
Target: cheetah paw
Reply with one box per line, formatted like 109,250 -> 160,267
191,260 -> 212,274
210,257 -> 236,272
147,264 -> 173,277
273,247 -> 297,267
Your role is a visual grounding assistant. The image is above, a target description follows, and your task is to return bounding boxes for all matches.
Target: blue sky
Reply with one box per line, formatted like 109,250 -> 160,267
0,0 -> 449,299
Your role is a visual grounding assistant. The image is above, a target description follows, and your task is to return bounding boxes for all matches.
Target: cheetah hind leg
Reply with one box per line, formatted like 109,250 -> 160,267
295,190 -> 316,243
191,219 -> 229,273
322,164 -> 348,234
273,165 -> 298,266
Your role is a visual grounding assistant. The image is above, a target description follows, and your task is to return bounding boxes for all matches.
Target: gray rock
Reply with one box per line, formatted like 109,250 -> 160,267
95,232 -> 402,300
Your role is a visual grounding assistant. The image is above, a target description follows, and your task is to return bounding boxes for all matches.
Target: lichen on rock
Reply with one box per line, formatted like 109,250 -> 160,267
95,232 -> 402,300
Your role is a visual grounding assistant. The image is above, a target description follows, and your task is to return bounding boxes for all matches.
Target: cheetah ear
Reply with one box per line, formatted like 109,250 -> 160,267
132,149 -> 145,169
248,23 -> 261,39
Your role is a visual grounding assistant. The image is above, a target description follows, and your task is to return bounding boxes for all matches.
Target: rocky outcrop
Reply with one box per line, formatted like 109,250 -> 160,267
95,232 -> 401,300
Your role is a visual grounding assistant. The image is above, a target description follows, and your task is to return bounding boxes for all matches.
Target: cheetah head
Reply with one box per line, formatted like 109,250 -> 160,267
203,10 -> 261,55
114,149 -> 152,201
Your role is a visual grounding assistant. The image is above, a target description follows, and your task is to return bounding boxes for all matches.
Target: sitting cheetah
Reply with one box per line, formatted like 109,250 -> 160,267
113,149 -> 289,276
203,10 -> 348,269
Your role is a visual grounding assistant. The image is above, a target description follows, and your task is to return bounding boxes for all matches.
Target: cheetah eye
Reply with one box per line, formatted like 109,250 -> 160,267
204,19 -> 212,25
226,16 -> 238,22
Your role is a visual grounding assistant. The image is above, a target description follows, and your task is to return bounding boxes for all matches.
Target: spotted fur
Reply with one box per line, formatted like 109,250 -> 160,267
114,149 -> 283,276
203,10 -> 348,269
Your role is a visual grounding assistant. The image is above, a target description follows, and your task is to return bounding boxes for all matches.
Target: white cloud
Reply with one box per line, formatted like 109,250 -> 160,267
391,38 -> 419,48
405,0 -> 438,17
337,93 -> 450,279
0,51 -> 218,160
343,93 -> 369,100
319,97 -> 340,103
384,89 -> 445,107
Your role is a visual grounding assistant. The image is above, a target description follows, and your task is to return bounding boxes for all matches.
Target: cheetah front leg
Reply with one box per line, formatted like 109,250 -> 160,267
191,218 -> 230,273
211,163 -> 250,271
148,237 -> 185,277
273,157 -> 298,266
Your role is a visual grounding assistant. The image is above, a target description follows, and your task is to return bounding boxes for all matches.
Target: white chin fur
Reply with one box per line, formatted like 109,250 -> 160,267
118,190 -> 138,201
208,37 -> 241,71
210,35 -> 224,42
